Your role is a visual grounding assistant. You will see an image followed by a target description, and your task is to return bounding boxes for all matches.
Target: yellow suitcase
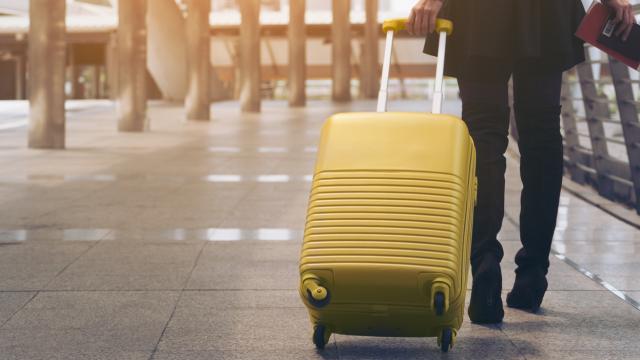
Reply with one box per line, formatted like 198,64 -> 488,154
299,19 -> 476,353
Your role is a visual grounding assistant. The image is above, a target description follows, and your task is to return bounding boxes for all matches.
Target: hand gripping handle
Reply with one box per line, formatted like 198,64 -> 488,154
376,18 -> 454,114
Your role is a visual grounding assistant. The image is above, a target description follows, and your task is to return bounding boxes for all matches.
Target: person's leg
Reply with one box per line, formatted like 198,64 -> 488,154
508,60 -> 564,312
457,58 -> 512,323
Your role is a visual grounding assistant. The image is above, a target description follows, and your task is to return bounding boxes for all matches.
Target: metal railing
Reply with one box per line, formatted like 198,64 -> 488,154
559,4 -> 640,213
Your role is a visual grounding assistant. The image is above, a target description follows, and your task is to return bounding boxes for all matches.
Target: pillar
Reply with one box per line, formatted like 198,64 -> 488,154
332,0 -> 351,102
117,0 -> 148,132
185,0 -> 211,120
106,33 -> 118,100
362,0 -> 379,99
239,0 -> 261,112
92,65 -> 101,99
288,0 -> 306,107
15,55 -> 25,100
69,46 -> 82,99
28,0 -> 66,149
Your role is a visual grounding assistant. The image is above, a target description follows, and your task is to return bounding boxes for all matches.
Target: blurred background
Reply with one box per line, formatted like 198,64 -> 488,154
2,0 -> 640,209
0,0 -> 438,102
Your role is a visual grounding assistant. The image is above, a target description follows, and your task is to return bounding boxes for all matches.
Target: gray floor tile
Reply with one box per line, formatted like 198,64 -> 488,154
187,242 -> 300,290
46,243 -> 203,290
157,308 -> 324,351
0,291 -> 179,358
154,290 -> 334,357
3,291 -> 179,330
178,289 -> 303,309
502,291 -> 640,352
334,325 -> 524,360
0,292 -> 35,325
0,328 -> 154,360
0,243 -> 92,291
153,349 -> 337,360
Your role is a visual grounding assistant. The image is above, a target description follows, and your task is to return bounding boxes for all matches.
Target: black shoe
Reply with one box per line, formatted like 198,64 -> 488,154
506,267 -> 548,313
468,256 -> 504,324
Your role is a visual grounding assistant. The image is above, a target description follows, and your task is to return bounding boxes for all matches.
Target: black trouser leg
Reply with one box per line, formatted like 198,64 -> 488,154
457,64 -> 512,323
512,65 -> 564,275
457,70 -> 511,274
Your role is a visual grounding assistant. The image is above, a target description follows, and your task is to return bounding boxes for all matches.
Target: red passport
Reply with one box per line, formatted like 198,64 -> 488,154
575,1 -> 640,69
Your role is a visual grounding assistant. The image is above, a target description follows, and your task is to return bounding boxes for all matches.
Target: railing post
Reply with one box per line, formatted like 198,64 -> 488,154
609,55 -> 640,212
560,72 -> 586,184
576,50 -> 615,198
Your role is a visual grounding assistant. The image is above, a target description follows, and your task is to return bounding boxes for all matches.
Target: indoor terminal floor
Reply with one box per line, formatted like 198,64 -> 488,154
0,99 -> 639,359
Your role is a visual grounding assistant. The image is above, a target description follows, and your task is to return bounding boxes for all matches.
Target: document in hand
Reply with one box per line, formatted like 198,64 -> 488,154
575,1 -> 640,70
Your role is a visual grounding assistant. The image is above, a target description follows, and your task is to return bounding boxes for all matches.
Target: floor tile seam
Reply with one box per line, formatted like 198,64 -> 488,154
179,238 -> 209,292
206,175 -> 263,232
147,234 -> 209,359
495,323 -> 529,360
0,291 -> 37,330
0,238 -> 105,328
41,236 -> 105,291
147,291 -> 184,360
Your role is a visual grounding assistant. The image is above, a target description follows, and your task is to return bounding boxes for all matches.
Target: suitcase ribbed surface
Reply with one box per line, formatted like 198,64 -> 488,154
301,169 -> 467,278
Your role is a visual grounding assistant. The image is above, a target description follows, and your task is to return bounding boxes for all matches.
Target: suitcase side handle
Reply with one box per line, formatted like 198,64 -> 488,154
377,18 -> 454,114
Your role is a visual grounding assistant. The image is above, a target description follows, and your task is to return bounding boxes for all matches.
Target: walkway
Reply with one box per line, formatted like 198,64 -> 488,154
0,100 -> 639,359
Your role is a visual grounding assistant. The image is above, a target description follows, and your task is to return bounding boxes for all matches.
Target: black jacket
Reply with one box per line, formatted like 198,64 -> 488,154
424,0 -> 587,77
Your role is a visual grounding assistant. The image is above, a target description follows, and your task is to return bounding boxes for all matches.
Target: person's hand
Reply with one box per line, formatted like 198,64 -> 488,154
603,0 -> 636,41
407,0 -> 445,36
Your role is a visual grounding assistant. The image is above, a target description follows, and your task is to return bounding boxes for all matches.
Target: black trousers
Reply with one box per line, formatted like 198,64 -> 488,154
457,58 -> 564,275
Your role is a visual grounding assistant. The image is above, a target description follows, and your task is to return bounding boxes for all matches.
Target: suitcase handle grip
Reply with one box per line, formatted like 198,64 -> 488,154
382,18 -> 453,35
377,18 -> 454,114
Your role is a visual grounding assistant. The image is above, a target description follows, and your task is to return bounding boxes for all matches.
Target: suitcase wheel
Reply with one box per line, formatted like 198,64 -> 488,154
434,292 -> 445,316
303,278 -> 330,308
437,328 -> 454,353
312,324 -> 331,350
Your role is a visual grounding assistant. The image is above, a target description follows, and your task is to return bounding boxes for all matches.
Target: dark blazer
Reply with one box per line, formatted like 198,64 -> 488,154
424,0 -> 587,77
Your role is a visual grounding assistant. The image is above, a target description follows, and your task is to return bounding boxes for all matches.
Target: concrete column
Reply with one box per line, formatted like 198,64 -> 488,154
106,33 -> 118,100
69,47 -> 82,99
92,65 -> 100,99
362,0 -> 379,99
239,0 -> 261,112
233,40 -> 242,100
15,56 -> 25,100
185,0 -> 211,121
28,0 -> 66,149
332,0 -> 351,102
117,0 -> 148,132
288,0 -> 306,107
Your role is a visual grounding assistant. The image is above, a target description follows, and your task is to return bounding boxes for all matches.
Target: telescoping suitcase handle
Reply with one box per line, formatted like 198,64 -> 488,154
377,18 -> 454,114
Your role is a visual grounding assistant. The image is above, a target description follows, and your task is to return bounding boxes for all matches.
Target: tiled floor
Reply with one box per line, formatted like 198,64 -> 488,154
0,99 -> 639,359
